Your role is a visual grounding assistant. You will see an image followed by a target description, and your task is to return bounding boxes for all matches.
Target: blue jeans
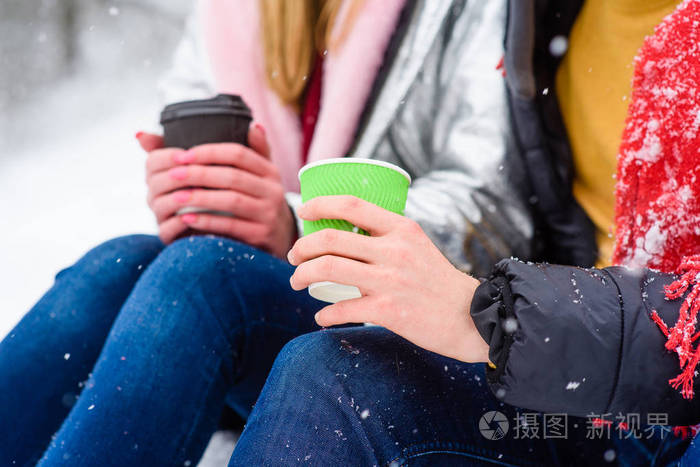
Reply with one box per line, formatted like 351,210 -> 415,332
679,436 -> 700,466
0,234 -> 323,466
232,327 -> 692,466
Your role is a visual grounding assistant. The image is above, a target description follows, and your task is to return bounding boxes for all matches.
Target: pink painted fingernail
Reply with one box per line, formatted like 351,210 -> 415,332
173,190 -> 192,203
181,213 -> 197,224
254,122 -> 266,136
135,131 -> 144,139
170,167 -> 188,180
174,150 -> 196,164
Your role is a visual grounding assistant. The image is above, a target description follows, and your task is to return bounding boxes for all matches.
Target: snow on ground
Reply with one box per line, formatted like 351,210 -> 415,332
0,64 -> 236,467
0,70 -> 157,339
199,431 -> 238,466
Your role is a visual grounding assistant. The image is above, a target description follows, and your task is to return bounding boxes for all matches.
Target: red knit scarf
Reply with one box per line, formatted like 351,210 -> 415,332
613,0 -> 700,399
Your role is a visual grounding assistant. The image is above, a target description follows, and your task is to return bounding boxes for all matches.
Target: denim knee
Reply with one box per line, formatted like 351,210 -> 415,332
156,235 -> 254,273
276,328 -> 389,371
149,236 -> 273,293
272,331 -> 347,381
56,234 -> 164,282
130,236 -> 278,332
18,235 -> 164,345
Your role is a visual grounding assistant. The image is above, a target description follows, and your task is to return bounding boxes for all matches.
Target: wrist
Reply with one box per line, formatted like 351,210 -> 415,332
453,272 -> 489,363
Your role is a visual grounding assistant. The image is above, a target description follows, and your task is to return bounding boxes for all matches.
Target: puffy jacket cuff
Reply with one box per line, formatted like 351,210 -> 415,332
470,274 -> 514,383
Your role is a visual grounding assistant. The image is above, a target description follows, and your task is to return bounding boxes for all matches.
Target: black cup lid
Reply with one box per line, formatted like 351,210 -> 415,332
160,94 -> 252,123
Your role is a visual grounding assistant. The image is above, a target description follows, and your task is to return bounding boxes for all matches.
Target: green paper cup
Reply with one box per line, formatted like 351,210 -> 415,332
298,158 -> 411,303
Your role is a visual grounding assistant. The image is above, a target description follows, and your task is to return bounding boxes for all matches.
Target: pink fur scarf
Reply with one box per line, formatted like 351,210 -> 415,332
200,0 -> 406,192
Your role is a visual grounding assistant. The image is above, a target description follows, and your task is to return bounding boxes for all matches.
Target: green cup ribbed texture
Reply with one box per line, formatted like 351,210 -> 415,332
300,161 -> 410,236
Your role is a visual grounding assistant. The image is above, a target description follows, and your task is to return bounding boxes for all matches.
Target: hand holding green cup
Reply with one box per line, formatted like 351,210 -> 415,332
298,158 -> 411,303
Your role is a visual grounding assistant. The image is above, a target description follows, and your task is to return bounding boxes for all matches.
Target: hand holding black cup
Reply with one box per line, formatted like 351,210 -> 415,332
137,94 -> 297,257
160,94 -> 253,220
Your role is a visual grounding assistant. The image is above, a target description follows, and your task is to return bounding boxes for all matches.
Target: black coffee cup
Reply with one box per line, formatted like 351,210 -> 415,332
159,94 -> 254,233
160,94 -> 253,149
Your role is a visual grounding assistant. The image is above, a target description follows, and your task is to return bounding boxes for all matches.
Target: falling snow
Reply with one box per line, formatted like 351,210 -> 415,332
565,381 -> 580,391
604,449 -> 616,463
549,35 -> 568,57
503,318 -> 518,334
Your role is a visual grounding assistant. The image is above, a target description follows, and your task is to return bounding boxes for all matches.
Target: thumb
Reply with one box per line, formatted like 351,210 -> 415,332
135,131 -> 164,152
248,122 -> 271,160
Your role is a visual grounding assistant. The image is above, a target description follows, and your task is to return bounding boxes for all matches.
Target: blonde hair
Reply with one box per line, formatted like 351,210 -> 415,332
260,0 -> 365,110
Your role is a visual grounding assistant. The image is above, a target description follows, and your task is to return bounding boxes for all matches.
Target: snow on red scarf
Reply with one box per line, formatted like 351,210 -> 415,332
613,0 -> 700,399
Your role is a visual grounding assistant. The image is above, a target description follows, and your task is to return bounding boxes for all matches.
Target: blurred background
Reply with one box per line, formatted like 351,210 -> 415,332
0,0 -> 191,340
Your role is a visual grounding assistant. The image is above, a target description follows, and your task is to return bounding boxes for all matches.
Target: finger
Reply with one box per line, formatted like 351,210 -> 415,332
152,189 -> 266,223
147,165 -> 274,202
315,296 -> 381,327
288,228 -> 378,266
158,216 -> 189,244
188,143 -> 277,179
289,255 -> 377,294
248,122 -> 271,160
136,132 -> 164,152
298,196 -> 405,236
179,212 -> 267,244
146,147 -> 187,176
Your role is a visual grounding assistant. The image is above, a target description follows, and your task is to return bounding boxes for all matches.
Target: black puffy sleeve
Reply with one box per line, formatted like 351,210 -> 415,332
470,259 -> 700,426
